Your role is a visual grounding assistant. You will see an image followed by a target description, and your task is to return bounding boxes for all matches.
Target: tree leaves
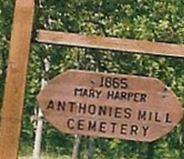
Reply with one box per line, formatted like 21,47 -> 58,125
0,0 -> 184,158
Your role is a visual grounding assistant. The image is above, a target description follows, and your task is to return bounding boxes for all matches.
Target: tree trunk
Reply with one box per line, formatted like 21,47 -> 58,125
87,137 -> 95,159
146,142 -> 155,159
32,108 -> 43,159
179,119 -> 184,159
33,57 -> 49,159
71,135 -> 81,159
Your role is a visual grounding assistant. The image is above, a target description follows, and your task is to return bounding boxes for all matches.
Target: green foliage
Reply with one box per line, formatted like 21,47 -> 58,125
0,0 -> 12,106
0,0 -> 184,158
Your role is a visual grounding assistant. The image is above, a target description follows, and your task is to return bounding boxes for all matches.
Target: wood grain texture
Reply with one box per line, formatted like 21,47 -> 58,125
37,70 -> 183,142
0,0 -> 35,158
36,30 -> 184,58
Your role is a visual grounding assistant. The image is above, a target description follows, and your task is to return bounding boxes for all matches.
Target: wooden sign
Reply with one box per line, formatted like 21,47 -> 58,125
37,70 -> 183,142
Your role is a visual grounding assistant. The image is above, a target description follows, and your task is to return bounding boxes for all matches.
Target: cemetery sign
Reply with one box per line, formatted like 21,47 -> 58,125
37,70 -> 183,142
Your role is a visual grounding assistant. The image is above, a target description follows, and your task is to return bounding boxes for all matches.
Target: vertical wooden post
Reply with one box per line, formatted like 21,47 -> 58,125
0,0 -> 35,159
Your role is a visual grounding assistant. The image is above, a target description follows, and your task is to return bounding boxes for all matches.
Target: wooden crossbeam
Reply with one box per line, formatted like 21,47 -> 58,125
0,0 -> 35,159
36,30 -> 184,58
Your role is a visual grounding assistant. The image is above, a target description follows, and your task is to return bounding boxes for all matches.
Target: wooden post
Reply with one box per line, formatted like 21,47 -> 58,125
0,0 -> 35,159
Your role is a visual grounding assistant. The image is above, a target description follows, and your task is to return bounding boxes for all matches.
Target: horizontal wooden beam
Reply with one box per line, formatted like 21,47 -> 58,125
36,30 -> 184,58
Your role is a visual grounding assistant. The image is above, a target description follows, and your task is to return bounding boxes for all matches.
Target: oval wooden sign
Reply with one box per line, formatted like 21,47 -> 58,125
37,70 -> 183,142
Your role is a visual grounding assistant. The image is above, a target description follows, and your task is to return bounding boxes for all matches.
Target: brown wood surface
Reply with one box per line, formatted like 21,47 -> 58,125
37,70 -> 183,142
0,0 -> 35,158
36,30 -> 184,58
